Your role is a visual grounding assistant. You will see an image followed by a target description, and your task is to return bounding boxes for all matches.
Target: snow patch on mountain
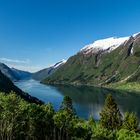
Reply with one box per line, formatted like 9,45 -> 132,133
80,36 -> 130,54
52,59 -> 67,68
133,32 -> 140,38
32,59 -> 67,81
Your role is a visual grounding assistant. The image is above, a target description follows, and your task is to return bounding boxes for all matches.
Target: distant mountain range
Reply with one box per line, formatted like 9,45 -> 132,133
0,60 -> 67,104
0,62 -> 32,81
12,68 -> 32,80
42,32 -> 140,86
0,59 -> 67,82
32,59 -> 66,81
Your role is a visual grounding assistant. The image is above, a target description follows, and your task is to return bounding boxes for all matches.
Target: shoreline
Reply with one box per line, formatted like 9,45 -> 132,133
42,81 -> 140,94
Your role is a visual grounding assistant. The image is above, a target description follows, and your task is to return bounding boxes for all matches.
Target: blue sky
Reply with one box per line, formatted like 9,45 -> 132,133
0,0 -> 140,72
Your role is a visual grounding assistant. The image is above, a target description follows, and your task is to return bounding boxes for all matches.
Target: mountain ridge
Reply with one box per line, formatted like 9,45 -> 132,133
11,67 -> 32,80
0,62 -> 32,81
42,32 -> 140,86
32,59 -> 66,81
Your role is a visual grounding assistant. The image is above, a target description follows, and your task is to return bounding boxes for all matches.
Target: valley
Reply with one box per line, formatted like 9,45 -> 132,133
1,1 -> 140,139
1,32 -> 140,140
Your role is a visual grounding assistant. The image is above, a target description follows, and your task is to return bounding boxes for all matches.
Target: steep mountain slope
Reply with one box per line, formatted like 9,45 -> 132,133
0,62 -> 32,81
32,59 -> 66,81
0,62 -> 20,81
43,33 -> 140,86
0,70 -> 42,104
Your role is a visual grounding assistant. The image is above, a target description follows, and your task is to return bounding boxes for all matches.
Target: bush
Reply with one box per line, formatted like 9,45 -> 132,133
91,123 -> 117,140
116,129 -> 140,140
122,112 -> 138,132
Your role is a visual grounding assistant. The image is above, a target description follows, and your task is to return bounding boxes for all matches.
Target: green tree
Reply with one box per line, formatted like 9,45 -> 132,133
117,129 -> 140,140
53,110 -> 74,140
27,103 -> 54,140
1,91 -> 140,140
0,92 -> 29,140
60,96 -> 75,114
88,115 -> 95,126
100,94 -> 122,130
122,112 -> 138,132
41,103 -> 55,139
0,92 -> 55,140
54,96 -> 76,140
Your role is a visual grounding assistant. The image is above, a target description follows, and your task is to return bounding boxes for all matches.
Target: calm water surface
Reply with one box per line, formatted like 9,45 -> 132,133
15,79 -> 140,120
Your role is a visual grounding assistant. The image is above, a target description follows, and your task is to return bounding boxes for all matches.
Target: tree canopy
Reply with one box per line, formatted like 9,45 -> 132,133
0,92 -> 139,140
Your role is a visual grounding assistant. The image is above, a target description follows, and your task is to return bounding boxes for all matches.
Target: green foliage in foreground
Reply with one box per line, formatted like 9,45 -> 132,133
0,92 -> 140,140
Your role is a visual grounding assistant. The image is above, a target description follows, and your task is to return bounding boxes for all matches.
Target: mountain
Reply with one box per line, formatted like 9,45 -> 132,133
11,68 -> 32,80
32,59 -> 66,81
43,32 -> 140,86
0,62 -> 20,81
0,62 -> 32,81
0,70 -> 42,104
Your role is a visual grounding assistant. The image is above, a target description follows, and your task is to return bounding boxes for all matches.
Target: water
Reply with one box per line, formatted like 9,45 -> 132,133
15,79 -> 140,120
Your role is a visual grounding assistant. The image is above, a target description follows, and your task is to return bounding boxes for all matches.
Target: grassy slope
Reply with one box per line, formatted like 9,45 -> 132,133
106,82 -> 140,93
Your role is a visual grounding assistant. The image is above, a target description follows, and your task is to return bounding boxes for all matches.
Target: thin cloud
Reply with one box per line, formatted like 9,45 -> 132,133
0,58 -> 46,72
0,58 -> 30,64
5,63 -> 44,73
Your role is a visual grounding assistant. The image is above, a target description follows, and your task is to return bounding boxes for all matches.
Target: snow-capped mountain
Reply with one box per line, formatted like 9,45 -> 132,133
133,32 -> 140,37
80,33 -> 140,54
32,59 -> 66,81
43,32 -> 140,86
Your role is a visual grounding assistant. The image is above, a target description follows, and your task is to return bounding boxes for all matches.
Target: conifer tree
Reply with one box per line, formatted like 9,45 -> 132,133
60,96 -> 75,114
100,94 -> 122,130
